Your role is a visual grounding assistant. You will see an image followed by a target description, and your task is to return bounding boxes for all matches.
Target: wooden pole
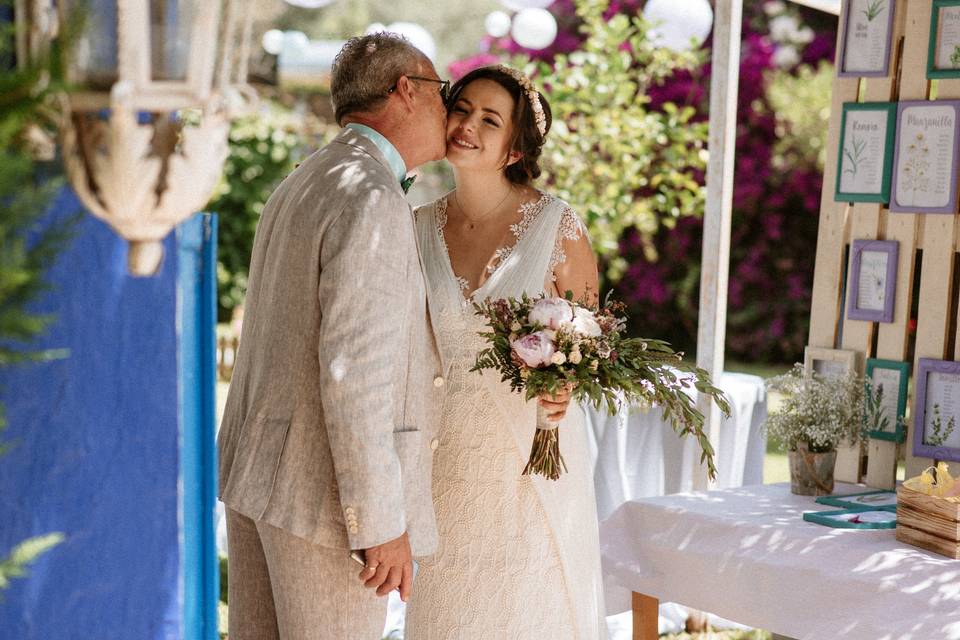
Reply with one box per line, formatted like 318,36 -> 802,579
632,592 -> 659,640
693,0 -> 743,490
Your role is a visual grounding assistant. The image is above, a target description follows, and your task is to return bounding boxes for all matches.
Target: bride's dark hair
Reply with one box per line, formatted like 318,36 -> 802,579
446,66 -> 552,186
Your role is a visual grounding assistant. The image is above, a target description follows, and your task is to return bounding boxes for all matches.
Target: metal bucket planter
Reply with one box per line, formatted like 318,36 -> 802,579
788,442 -> 837,496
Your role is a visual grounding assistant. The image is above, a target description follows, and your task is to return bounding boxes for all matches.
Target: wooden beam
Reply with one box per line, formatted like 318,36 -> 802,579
693,0 -> 743,490
632,592 -> 659,640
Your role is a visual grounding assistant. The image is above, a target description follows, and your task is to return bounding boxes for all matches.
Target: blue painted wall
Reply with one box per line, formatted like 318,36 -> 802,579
0,188 -> 189,639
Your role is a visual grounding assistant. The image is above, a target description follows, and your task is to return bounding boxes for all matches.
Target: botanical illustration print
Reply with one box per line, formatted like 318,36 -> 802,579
898,132 -> 932,205
951,44 -> 960,68
843,135 -> 867,179
862,0 -> 885,22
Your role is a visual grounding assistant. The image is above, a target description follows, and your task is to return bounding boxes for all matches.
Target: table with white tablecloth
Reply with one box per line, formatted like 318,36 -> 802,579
601,482 -> 960,640
584,371 -> 767,521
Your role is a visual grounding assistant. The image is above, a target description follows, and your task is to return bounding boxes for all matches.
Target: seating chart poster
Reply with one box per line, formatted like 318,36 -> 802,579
890,101 -> 960,214
835,103 -> 897,203
838,0 -> 896,77
929,0 -> 960,78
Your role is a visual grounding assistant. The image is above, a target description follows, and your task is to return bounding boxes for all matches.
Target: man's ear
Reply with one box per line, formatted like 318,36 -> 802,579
394,75 -> 417,112
505,150 -> 524,167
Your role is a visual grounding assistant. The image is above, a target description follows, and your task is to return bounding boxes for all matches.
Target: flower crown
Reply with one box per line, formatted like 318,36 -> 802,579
495,65 -> 547,137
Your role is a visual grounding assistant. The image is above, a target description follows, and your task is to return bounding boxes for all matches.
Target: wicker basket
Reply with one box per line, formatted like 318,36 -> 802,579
896,485 -> 960,559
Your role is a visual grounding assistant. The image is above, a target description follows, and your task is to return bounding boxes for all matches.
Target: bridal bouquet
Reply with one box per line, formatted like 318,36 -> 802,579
471,293 -> 730,480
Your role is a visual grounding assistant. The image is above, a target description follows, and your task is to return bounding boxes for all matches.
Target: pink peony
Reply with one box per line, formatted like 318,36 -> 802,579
529,297 -> 573,330
510,331 -> 556,368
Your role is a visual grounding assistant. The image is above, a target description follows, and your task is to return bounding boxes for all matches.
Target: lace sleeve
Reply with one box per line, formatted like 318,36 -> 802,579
548,205 -> 589,281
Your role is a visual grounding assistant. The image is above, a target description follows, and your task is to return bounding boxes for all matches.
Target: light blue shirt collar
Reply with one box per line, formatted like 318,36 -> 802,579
345,123 -> 407,184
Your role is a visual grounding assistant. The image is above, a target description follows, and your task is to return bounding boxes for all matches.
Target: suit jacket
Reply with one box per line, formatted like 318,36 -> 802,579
217,127 -> 446,556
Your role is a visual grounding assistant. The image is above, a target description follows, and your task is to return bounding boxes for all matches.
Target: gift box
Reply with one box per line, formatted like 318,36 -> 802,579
896,485 -> 960,559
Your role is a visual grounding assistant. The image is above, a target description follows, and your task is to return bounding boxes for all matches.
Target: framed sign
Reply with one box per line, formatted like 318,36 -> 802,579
816,489 -> 898,509
890,100 -> 960,214
804,347 -> 860,380
835,103 -> 898,203
837,0 -> 897,77
864,358 -> 909,441
928,0 -> 960,79
846,239 -> 898,322
914,358 -> 960,462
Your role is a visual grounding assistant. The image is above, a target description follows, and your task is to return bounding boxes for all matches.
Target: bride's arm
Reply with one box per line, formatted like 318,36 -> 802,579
552,209 -> 599,306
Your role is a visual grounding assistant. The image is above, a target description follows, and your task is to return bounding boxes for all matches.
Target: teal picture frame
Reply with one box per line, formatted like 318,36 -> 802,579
928,0 -> 960,79
834,102 -> 898,203
865,358 -> 909,442
815,489 -> 897,509
803,507 -> 897,529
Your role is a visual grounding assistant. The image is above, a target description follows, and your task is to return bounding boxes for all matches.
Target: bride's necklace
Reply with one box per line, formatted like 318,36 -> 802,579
454,186 -> 514,230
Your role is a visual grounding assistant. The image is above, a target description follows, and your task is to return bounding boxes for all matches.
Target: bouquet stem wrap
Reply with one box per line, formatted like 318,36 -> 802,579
524,405 -> 568,480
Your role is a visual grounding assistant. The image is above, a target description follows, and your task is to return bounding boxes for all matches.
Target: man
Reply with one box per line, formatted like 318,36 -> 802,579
217,33 -> 449,639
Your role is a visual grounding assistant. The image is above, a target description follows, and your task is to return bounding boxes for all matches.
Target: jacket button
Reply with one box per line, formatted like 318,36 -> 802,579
349,524 -> 359,534
433,376 -> 445,388
430,438 -> 439,451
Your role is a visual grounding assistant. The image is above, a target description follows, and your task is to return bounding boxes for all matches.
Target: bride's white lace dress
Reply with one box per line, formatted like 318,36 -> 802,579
404,192 -> 607,640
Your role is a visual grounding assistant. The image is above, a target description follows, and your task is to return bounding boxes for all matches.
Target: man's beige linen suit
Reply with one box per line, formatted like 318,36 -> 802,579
217,127 -> 446,637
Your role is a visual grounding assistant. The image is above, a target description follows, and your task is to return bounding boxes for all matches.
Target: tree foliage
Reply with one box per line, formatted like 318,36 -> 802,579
0,0 -> 72,591
521,0 -> 708,279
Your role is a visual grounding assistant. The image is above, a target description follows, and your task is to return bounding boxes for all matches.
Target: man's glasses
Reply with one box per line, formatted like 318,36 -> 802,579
388,75 -> 451,102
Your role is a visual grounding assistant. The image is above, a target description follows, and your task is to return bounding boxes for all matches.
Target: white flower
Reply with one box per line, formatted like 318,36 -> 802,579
589,359 -> 599,371
551,351 -> 567,366
529,297 -> 574,330
570,307 -> 602,337
510,321 -> 522,332
569,350 -> 582,364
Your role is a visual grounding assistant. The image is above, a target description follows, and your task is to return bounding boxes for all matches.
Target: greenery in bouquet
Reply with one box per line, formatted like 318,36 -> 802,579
765,364 -> 865,453
471,292 -> 729,480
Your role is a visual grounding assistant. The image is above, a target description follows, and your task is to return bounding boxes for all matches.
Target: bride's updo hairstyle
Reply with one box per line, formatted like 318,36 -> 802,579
446,65 -> 553,186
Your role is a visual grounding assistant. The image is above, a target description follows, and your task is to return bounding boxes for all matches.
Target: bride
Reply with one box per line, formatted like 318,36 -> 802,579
404,65 -> 606,639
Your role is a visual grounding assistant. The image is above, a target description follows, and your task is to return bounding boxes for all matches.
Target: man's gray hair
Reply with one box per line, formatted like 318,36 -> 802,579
331,33 -> 427,125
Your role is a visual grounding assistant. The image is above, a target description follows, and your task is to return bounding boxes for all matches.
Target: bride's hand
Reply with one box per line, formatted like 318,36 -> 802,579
537,383 -> 575,422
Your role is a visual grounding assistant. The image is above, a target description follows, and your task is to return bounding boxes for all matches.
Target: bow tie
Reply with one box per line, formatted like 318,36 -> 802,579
400,175 -> 416,194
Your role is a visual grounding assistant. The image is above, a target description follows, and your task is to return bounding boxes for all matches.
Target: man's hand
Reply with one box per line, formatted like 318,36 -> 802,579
358,531 -> 414,601
538,383 -> 575,422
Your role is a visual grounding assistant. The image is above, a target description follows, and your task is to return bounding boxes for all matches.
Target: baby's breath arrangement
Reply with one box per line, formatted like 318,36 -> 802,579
472,292 -> 730,480
766,364 -> 865,452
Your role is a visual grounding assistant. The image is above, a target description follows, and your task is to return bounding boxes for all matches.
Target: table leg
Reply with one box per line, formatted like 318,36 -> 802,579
631,591 -> 658,640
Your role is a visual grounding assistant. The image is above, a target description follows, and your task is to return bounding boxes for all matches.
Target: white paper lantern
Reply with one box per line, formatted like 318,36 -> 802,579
511,8 -> 557,50
643,0 -> 713,52
501,0 -> 555,10
385,22 -> 437,60
283,31 -> 310,55
262,29 -> 285,55
485,11 -> 513,38
284,0 -> 336,8
365,22 -> 387,35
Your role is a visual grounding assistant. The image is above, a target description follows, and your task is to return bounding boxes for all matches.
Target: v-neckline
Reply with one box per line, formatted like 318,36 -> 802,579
436,192 -> 549,303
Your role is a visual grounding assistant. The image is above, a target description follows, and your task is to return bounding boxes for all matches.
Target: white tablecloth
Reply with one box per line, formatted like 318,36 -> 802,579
600,482 -> 960,639
585,371 -> 767,521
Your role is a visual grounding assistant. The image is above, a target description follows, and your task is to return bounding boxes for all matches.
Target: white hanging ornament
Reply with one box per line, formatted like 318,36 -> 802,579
365,22 -> 387,35
501,0 -> 555,10
283,0 -> 336,8
261,29 -> 285,55
485,11 -> 513,38
511,8 -> 557,50
643,0 -> 714,52
385,22 -> 437,60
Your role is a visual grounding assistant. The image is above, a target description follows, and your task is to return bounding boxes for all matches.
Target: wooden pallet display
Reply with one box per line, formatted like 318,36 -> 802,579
812,0 -> 960,486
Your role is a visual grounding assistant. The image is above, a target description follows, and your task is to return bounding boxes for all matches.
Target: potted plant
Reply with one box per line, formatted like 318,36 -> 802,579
766,365 -> 864,495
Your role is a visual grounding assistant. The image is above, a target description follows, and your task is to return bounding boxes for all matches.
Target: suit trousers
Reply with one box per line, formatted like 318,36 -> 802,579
226,508 -> 388,640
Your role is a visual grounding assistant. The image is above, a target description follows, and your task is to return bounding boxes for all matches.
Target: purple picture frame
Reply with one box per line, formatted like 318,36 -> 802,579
890,100 -> 960,214
837,0 -> 897,78
913,358 -> 960,463
846,239 -> 898,322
